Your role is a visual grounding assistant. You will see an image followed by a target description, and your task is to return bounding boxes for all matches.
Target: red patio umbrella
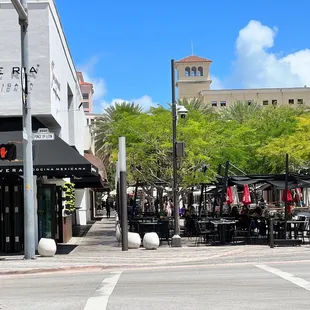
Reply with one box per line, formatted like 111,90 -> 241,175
242,184 -> 251,205
281,189 -> 293,202
226,186 -> 234,205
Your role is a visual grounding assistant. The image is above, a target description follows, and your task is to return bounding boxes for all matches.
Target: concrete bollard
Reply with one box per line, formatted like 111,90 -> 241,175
38,238 -> 57,257
143,232 -> 160,250
128,232 -> 141,249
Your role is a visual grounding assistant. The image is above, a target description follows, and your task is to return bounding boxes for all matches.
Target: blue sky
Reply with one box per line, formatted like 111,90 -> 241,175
55,0 -> 310,112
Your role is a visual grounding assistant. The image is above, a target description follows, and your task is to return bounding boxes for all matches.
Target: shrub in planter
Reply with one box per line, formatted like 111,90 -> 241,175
62,182 -> 76,215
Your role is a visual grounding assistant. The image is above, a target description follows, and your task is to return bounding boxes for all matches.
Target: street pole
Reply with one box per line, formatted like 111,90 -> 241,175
119,137 -> 128,251
11,0 -> 36,259
284,153 -> 289,239
171,59 -> 182,247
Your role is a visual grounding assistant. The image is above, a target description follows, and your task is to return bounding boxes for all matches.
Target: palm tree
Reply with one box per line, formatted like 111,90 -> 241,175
219,100 -> 262,123
94,101 -> 143,168
178,97 -> 216,115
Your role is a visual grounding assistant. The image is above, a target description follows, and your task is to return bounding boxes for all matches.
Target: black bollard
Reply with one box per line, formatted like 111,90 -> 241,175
269,218 -> 274,248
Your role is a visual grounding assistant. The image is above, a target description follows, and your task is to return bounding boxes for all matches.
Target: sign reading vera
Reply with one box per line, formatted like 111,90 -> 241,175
0,65 -> 39,93
33,128 -> 55,141
0,144 -> 17,160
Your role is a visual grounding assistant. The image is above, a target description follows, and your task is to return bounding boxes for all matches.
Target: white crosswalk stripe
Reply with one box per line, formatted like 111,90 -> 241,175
84,271 -> 123,310
256,264 -> 310,292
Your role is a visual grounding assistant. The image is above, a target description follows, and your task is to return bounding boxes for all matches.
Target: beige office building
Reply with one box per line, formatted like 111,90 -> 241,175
175,55 -> 310,108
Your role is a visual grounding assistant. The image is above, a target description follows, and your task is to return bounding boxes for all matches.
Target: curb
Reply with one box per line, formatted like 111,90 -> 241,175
0,264 -> 132,276
0,248 -> 247,276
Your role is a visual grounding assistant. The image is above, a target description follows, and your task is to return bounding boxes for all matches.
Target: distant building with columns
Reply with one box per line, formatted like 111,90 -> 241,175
175,55 -> 310,108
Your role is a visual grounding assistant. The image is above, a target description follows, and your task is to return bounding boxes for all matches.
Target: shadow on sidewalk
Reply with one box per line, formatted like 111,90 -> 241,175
71,216 -> 121,251
56,244 -> 78,255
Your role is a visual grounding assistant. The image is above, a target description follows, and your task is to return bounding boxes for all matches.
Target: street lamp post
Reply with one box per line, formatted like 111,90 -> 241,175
171,59 -> 182,247
11,0 -> 36,259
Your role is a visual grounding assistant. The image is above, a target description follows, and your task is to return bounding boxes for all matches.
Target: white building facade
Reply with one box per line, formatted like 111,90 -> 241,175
0,0 -> 102,252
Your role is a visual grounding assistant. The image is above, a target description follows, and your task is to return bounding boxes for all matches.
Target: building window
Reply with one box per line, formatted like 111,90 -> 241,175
272,99 -> 277,105
220,101 -> 226,107
82,93 -> 89,100
191,67 -> 196,76
288,99 -> 294,104
211,101 -> 217,107
247,100 -> 252,105
297,98 -> 304,104
263,100 -> 268,105
197,67 -> 203,76
83,102 -> 89,109
185,67 -> 190,76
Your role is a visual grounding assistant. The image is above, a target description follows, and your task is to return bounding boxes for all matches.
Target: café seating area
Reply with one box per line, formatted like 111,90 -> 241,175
125,208 -> 310,248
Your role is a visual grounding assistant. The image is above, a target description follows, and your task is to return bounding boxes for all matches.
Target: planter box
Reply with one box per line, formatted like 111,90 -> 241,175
62,214 -> 72,243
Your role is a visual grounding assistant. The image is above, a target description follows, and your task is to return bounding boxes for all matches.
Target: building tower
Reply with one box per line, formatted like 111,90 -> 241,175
76,71 -> 94,113
175,55 -> 212,99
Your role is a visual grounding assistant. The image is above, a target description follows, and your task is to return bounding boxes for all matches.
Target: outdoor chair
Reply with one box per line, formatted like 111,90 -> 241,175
157,220 -> 170,246
194,221 -> 213,246
296,220 -> 307,243
233,220 -> 251,244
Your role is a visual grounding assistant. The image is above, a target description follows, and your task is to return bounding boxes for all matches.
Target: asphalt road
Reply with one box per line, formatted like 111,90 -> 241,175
1,261 -> 310,310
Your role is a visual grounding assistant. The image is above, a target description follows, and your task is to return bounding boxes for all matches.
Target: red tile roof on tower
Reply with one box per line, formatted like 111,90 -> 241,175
175,55 -> 212,63
80,81 -> 93,86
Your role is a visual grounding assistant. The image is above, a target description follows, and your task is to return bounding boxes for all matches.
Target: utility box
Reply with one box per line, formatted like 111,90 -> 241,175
176,142 -> 185,157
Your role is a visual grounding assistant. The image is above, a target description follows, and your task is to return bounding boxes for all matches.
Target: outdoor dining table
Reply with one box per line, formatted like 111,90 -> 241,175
138,222 -> 163,237
211,220 -> 237,245
285,220 -> 306,239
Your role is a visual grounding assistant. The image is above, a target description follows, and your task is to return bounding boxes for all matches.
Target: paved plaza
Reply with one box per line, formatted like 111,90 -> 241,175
1,214 -> 310,275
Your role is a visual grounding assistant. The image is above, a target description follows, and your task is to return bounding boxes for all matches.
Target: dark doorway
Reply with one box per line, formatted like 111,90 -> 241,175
0,176 -> 24,253
37,184 -> 56,241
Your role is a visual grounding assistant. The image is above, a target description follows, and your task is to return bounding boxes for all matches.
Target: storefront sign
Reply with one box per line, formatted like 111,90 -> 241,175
0,65 -> 39,93
0,165 -> 91,175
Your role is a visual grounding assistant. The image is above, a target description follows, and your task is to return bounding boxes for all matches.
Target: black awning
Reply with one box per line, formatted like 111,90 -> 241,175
0,130 -> 98,177
72,176 -> 109,190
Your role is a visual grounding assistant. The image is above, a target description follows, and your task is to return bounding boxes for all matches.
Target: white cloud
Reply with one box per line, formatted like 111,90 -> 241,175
77,57 -> 107,101
78,58 -> 157,113
210,75 -> 224,90
101,95 -> 158,112
81,71 -> 106,101
232,20 -> 310,88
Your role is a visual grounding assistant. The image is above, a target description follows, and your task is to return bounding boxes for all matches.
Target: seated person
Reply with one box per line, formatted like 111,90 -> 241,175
230,206 -> 239,220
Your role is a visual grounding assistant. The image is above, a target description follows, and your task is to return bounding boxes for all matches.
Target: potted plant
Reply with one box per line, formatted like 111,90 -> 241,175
62,182 -> 76,215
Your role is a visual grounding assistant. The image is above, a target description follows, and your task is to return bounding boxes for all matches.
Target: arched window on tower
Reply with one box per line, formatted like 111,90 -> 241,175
191,67 -> 196,76
198,66 -> 203,76
185,67 -> 190,76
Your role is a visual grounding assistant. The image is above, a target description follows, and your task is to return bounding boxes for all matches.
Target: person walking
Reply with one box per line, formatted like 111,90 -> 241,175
106,195 -> 112,218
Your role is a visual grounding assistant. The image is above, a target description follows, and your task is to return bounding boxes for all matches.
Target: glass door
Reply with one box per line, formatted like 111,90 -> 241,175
37,184 -> 56,240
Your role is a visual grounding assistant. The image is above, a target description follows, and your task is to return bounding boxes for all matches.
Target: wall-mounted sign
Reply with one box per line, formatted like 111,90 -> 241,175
51,61 -> 61,101
0,65 -> 39,94
0,165 -> 90,175
33,128 -> 55,141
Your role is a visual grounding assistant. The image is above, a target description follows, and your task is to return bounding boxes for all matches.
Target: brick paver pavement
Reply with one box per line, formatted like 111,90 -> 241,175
1,214 -> 310,275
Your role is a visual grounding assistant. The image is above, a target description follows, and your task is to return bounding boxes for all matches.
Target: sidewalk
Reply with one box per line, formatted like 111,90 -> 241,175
1,214 -> 310,275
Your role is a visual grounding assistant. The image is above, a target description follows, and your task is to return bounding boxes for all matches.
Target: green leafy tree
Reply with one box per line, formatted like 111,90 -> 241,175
94,101 -> 143,176
257,116 -> 310,173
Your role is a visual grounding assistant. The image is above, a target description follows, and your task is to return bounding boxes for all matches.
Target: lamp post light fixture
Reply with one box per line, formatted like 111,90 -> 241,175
11,0 -> 36,259
170,59 -> 188,247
